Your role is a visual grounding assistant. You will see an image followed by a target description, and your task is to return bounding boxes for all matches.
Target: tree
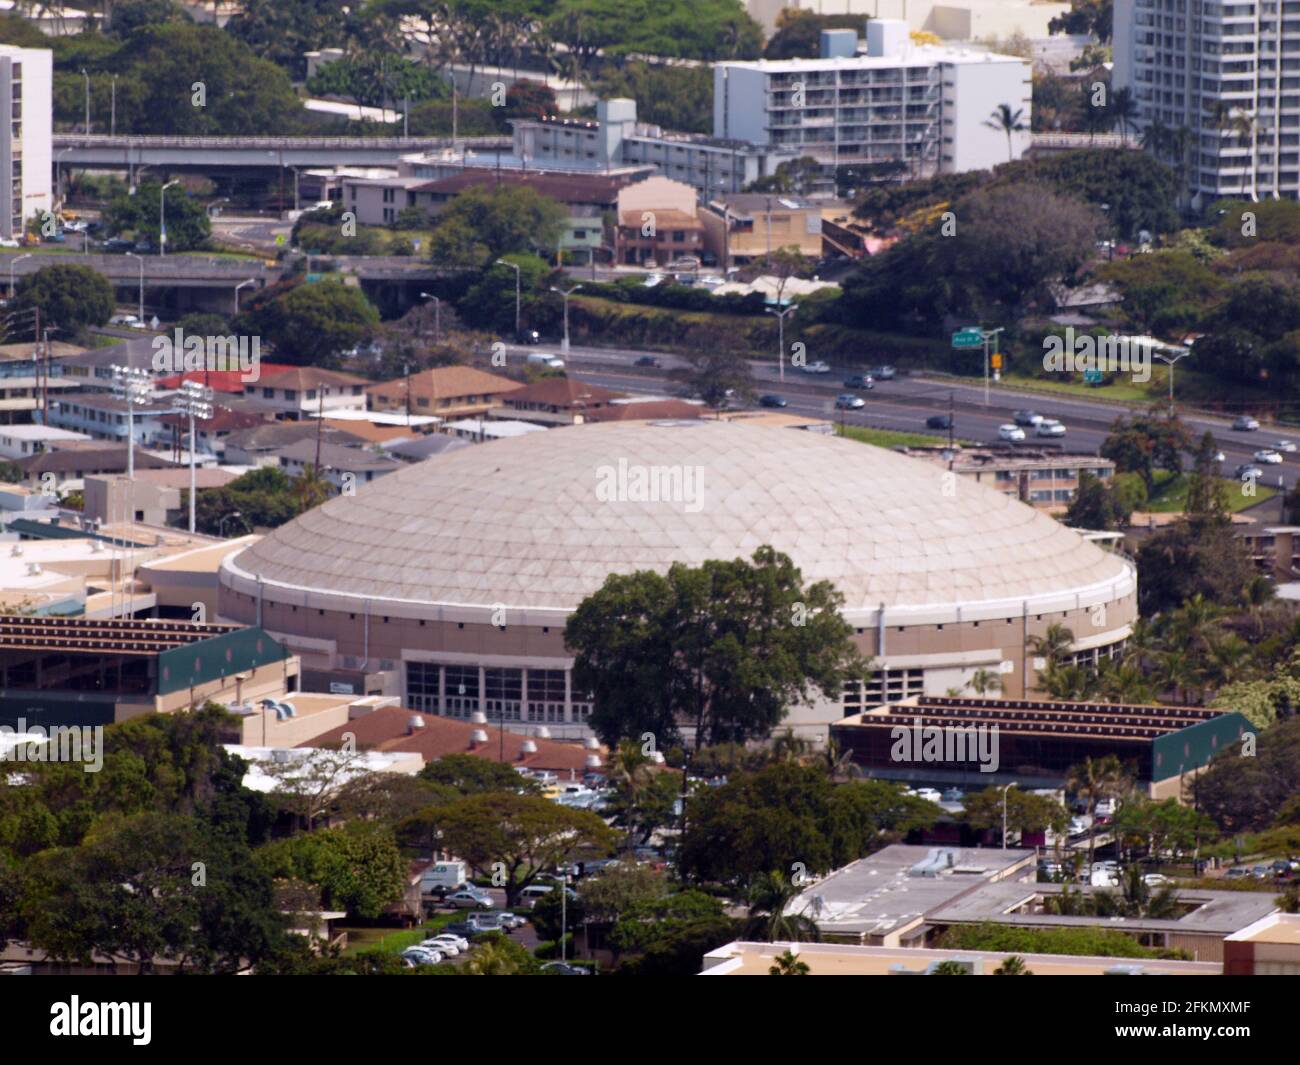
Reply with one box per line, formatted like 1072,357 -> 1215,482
931,960 -> 970,975
193,466 -> 301,534
255,821 -> 407,919
984,103 -> 1028,161
745,157 -> 824,197
435,793 -> 616,908
1136,517 -> 1256,616
461,931 -> 541,975
1049,0 -> 1114,43
226,0 -> 377,80
1065,470 -> 1132,530
744,870 -> 820,943
250,281 -> 379,367
12,264 -> 113,335
968,668 -> 1003,696
764,10 -> 865,60
1107,86 -> 1139,146
604,743 -> 679,850
577,864 -> 669,928
107,0 -> 193,37
257,747 -> 361,831
590,61 -> 714,133
962,786 -> 1068,841
669,346 -> 756,409
1100,411 -> 1191,493
993,955 -> 1034,975
418,753 -> 536,797
428,185 -> 567,268
1029,623 -> 1075,670
1065,755 -> 1130,874
1193,718 -> 1300,832
769,949 -> 810,975
566,547 -> 868,749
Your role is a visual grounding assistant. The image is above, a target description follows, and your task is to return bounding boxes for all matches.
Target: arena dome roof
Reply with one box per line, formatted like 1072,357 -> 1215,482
221,420 -> 1133,624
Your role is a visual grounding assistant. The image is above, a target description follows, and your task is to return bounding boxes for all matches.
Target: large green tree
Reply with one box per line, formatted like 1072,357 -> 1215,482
248,280 -> 380,367
105,179 -> 211,253
11,264 -> 114,335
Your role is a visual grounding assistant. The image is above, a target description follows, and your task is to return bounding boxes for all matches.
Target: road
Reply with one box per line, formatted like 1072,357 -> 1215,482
529,341 -> 1299,496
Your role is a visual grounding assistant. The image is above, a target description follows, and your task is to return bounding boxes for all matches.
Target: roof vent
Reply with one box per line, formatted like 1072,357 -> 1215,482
470,729 -> 489,745
407,714 -> 425,734
470,711 -> 488,725
520,739 -> 538,754
25,562 -> 42,577
583,736 -> 600,750
585,753 -> 602,768
9,544 -> 21,556
536,726 -> 552,739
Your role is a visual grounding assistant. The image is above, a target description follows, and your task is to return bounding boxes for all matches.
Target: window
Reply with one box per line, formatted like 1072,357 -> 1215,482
484,668 -> 522,722
443,665 -> 479,718
527,668 -> 566,722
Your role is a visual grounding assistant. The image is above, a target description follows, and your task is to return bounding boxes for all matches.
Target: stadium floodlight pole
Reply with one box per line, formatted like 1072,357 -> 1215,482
1001,780 -> 1018,850
159,179 -> 180,258
550,284 -> 582,354
496,258 -> 521,337
766,303 -> 798,384
111,365 -> 152,480
1153,346 -> 1191,419
125,252 -> 144,321
176,381 -> 214,534
9,252 -> 31,297
420,291 -> 441,343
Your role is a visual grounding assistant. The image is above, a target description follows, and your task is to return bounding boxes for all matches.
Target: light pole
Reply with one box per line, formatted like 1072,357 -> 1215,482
560,872 -> 570,963
175,381 -> 214,534
981,327 -> 1004,408
111,365 -> 152,480
234,278 -> 256,315
159,179 -> 180,258
125,252 -> 145,322
766,303 -> 798,384
419,291 -> 441,344
551,284 -> 582,354
206,197 -> 229,220
9,253 -> 31,297
110,74 -> 117,136
1153,346 -> 1191,419
80,68 -> 90,134
1001,781 -> 1019,850
496,258 -> 521,338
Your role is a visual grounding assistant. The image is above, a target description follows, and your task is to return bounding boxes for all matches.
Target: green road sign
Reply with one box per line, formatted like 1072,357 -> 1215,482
1083,368 -> 1104,383
306,273 -> 322,283
952,328 -> 983,349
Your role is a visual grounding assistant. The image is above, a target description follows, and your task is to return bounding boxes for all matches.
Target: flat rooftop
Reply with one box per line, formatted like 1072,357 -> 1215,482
788,844 -> 1035,938
718,45 -> 1027,75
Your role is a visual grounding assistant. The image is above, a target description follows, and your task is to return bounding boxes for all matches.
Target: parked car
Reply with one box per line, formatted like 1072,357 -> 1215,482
401,947 -> 444,966
1232,415 -> 1260,431
1235,463 -> 1264,481
759,394 -> 788,408
801,360 -> 831,374
420,937 -> 461,957
667,256 -> 701,271
843,373 -> 874,390
109,314 -> 141,328
1143,873 -> 1171,887
0,236 -> 18,248
422,932 -> 469,951
926,414 -> 952,430
1012,410 -> 1043,427
634,355 -> 660,368
997,423 -> 1026,442
869,365 -> 896,380
485,911 -> 525,930
466,912 -> 505,932
941,787 -> 964,802
1035,419 -> 1066,437
1225,866 -> 1251,879
835,393 -> 865,410
1251,864 -> 1271,879
102,238 -> 134,254
444,889 -> 493,909
1254,448 -> 1284,464
43,231 -> 66,244
541,961 -> 591,975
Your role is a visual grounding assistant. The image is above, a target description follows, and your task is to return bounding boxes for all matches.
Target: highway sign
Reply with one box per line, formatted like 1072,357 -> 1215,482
1083,368 -> 1103,383
952,328 -> 983,349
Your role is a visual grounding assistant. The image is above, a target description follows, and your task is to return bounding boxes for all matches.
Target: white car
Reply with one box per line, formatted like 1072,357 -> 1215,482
1035,419 -> 1066,437
424,932 -> 470,951
802,360 -> 831,374
109,313 -> 141,328
0,236 -> 19,248
420,937 -> 462,956
998,424 -> 1026,442
1276,440 -> 1298,453
1143,873 -> 1171,887
1254,448 -> 1284,464
914,787 -> 942,803
401,947 -> 444,966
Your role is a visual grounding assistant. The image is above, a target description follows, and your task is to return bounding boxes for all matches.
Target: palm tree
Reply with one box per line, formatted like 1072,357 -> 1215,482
931,960 -> 970,975
1204,633 -> 1251,690
993,955 -> 1034,975
984,103 -> 1028,161
1158,648 -> 1197,705
462,938 -> 527,975
968,668 -> 1003,696
291,465 -> 331,514
1241,574 -> 1274,637
768,949 -> 810,975
1029,623 -> 1075,669
770,729 -> 812,765
745,871 -> 821,943
1066,754 -> 1129,876
1140,116 -> 1170,156
607,740 -> 655,852
1108,87 -> 1140,146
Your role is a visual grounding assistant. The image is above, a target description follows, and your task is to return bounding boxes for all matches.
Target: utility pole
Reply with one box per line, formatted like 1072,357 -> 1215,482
948,390 -> 954,452
81,68 -> 90,134
980,327 -> 1004,408
110,75 -> 117,136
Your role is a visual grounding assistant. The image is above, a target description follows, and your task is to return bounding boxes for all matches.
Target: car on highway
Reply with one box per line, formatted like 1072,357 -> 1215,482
998,424 -> 1026,442
634,355 -> 660,368
801,360 -> 831,374
1225,866 -> 1251,880
759,394 -> 787,408
1232,415 -> 1261,431
1013,410 -> 1044,427
1254,448 -> 1284,464
514,329 -> 541,345
1214,451 -> 1226,463
1035,419 -> 1066,437
1234,463 -> 1264,481
869,365 -> 896,380
926,414 -> 953,430
102,237 -> 134,254
843,374 -> 874,390
109,314 -> 143,328
1276,440 -> 1298,453
835,393 -> 865,410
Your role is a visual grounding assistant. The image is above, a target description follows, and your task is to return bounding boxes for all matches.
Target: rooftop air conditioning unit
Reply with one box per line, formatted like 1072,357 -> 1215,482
9,545 -> 21,556
25,562 -> 42,576
585,754 -> 602,768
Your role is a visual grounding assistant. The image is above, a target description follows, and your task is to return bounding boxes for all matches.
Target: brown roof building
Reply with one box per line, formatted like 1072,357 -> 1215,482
366,366 -> 524,419
583,399 -> 708,422
495,379 -> 626,425
304,706 -> 600,777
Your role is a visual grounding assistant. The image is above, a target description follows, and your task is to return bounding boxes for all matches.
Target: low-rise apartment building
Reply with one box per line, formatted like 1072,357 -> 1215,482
614,175 -> 704,267
899,445 -> 1115,511
241,367 -> 369,420
366,366 -> 523,420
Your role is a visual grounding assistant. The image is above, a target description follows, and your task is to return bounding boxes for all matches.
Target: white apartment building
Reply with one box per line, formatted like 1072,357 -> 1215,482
1114,0 -> 1300,204
714,20 -> 1032,181
0,45 -> 51,241
744,1 -> 1068,38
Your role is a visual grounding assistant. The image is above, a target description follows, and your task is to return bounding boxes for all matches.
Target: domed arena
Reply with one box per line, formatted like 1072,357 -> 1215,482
217,420 -> 1136,738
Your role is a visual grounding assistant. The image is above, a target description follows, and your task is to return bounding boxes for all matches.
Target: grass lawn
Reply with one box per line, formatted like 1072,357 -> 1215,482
837,424 -> 975,449
1146,469 -> 1275,514
339,911 -> 464,956
999,370 -> 1162,405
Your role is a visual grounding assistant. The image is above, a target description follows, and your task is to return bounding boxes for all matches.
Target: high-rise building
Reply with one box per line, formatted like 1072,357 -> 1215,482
0,46 -> 51,241
713,20 -> 1032,182
1113,0 -> 1299,204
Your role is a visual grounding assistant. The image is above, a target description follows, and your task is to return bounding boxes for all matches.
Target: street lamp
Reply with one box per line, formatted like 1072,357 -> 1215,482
766,303 -> 798,383
495,258 -> 521,338
174,381 -> 214,534
80,68 -> 90,135
9,252 -> 31,297
419,291 -> 441,344
1001,780 -> 1019,850
234,278 -> 256,315
550,283 -> 582,354
1153,346 -> 1192,419
125,252 -> 145,322
159,179 -> 180,258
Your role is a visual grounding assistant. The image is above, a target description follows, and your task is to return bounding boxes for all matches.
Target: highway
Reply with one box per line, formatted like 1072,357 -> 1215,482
536,342 -> 1300,498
